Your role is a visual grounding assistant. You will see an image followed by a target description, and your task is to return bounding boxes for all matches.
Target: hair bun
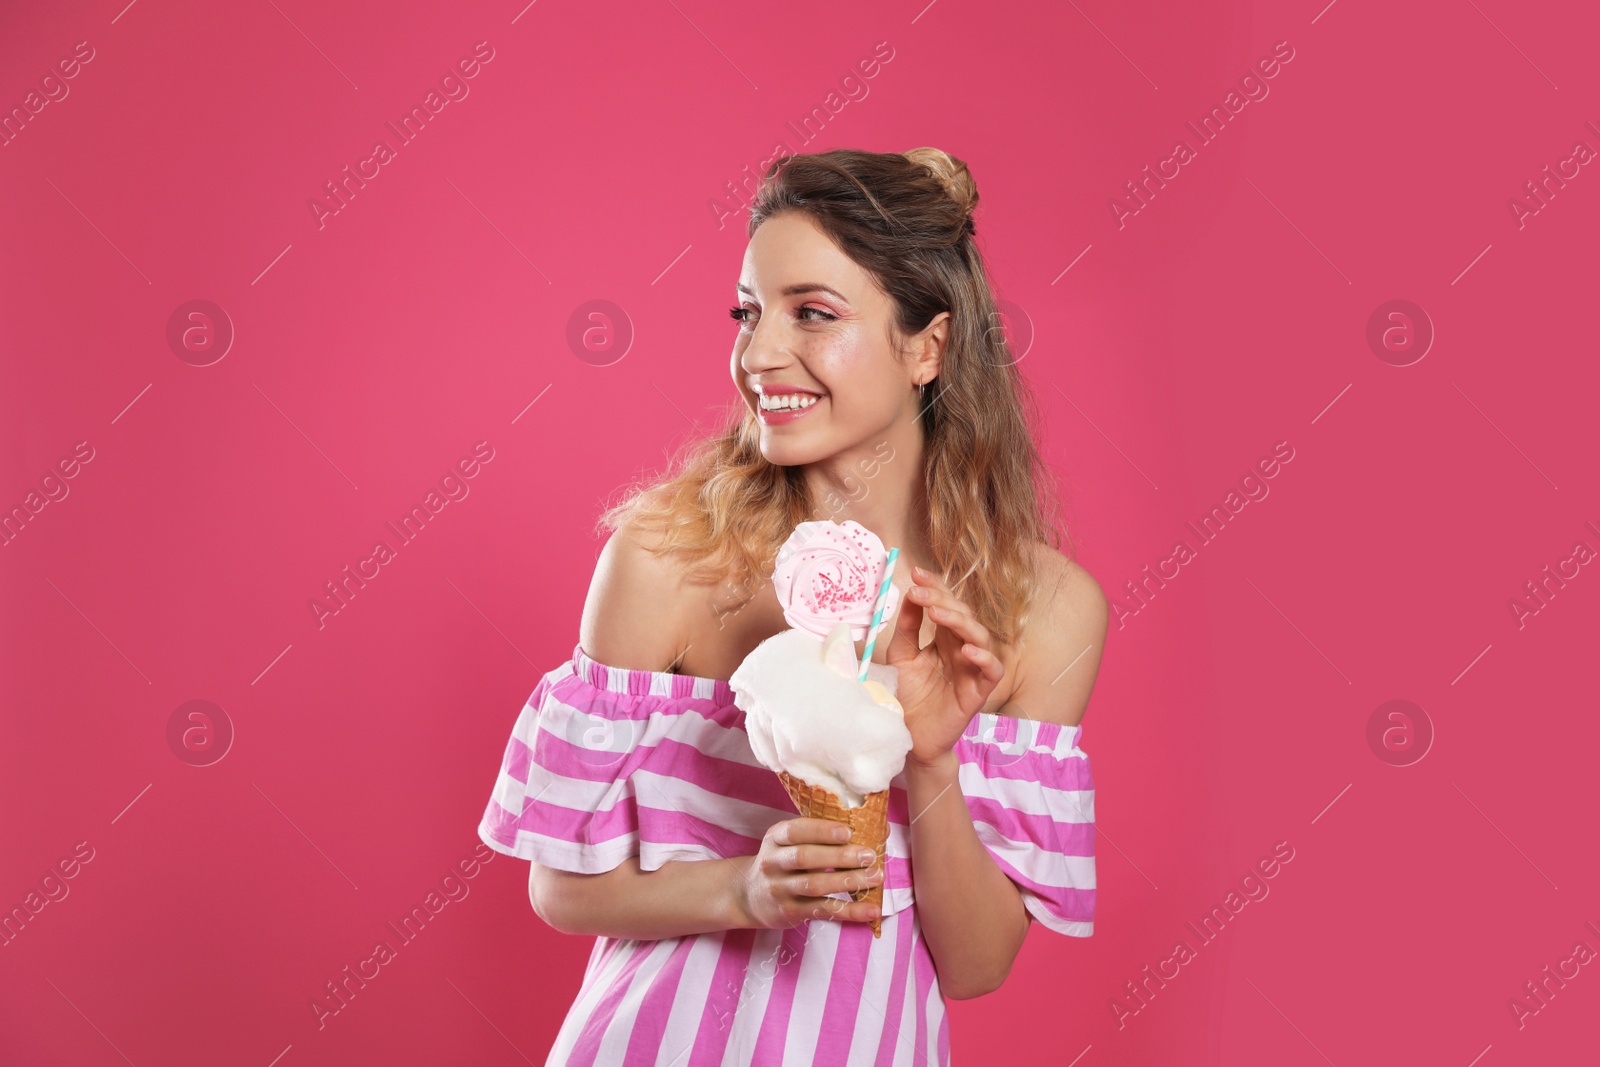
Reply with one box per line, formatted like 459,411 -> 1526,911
902,146 -> 977,219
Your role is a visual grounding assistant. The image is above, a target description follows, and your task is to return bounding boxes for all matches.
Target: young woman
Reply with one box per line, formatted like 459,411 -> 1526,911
478,146 -> 1106,1065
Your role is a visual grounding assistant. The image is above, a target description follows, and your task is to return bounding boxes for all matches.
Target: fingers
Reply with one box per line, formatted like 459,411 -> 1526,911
908,566 -> 991,650
908,566 -> 973,624
789,862 -> 885,900
801,882 -> 884,926
762,820 -> 884,926
961,642 -> 1005,684
806,897 -> 883,925
777,818 -> 858,846
776,842 -> 879,873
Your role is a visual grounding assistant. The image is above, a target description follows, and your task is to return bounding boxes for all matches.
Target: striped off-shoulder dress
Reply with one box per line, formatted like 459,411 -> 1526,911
477,643 -> 1096,1066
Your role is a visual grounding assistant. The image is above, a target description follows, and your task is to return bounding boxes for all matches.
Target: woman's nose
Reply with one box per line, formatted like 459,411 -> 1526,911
738,320 -> 791,375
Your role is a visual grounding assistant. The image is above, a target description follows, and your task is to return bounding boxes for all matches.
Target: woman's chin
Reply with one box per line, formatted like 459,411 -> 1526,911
759,446 -> 808,467
759,438 -> 831,467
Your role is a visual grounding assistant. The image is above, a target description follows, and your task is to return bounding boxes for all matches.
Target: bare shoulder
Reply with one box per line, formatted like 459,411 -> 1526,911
577,517 -> 698,673
1027,542 -> 1108,626
1005,542 -> 1108,728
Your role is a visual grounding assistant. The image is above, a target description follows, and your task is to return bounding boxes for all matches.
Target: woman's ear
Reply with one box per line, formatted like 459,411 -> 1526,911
915,311 -> 950,384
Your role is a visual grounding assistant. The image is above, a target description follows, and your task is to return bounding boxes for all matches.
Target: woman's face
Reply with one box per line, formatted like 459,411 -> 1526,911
730,211 -> 921,467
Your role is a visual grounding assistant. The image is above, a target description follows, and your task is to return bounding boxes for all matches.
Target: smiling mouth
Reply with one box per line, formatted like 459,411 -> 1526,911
757,393 -> 826,424
758,393 -> 825,413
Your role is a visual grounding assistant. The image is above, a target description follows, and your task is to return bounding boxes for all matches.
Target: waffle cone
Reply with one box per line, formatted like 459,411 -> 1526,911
777,770 -> 889,938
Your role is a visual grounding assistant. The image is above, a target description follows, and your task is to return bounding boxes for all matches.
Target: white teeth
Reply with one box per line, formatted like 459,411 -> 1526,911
760,393 -> 821,411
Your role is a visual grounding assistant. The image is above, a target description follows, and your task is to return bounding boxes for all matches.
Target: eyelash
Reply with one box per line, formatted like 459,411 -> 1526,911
728,305 -> 836,326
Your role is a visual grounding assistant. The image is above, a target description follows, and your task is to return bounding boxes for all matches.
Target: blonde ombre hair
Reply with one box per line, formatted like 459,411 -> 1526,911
598,147 -> 1070,647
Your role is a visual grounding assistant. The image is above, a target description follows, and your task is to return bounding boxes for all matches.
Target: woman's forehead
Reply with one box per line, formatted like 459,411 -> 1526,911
741,215 -> 869,294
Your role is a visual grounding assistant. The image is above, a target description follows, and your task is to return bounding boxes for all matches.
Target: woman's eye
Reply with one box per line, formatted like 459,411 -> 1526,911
729,304 -> 834,328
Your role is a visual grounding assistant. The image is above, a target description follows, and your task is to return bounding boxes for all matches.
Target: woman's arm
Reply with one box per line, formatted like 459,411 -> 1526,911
530,816 -> 883,940
902,751 -> 1030,999
530,855 -> 753,940
896,552 -> 1107,998
532,519 -> 754,941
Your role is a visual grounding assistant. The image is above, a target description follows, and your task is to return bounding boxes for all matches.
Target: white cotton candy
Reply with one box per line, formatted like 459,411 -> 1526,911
729,625 -> 914,807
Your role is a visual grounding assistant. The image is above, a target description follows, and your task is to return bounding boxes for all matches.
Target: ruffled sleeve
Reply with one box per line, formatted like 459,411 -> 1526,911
954,712 -> 1096,937
476,644 -> 795,874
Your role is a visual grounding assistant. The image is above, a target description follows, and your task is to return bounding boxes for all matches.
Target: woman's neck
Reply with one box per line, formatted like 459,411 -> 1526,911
802,423 -> 935,574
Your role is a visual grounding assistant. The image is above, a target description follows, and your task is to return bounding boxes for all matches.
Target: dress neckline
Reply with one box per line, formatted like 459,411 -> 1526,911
569,642 -> 1081,742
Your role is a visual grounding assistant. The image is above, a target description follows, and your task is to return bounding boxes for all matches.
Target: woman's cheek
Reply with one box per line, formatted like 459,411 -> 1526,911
809,331 -> 873,394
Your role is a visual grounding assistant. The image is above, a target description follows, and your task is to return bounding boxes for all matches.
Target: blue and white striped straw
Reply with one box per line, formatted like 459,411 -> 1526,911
857,546 -> 900,682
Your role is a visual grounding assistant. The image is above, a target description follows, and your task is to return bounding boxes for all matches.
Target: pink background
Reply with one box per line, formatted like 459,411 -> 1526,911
3,0 -> 1597,1064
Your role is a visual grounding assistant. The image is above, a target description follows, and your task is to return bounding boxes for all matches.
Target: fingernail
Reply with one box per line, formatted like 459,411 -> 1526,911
833,826 -> 851,842
857,850 -> 875,865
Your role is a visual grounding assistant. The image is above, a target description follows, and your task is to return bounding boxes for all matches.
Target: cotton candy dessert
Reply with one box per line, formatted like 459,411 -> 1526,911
728,520 -> 912,936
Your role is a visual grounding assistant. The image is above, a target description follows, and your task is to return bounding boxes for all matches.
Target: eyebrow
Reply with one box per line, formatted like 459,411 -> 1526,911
736,282 -> 851,304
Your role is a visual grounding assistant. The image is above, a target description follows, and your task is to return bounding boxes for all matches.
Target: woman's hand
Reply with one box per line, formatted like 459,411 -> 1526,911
884,564 -> 1004,766
732,818 -> 883,929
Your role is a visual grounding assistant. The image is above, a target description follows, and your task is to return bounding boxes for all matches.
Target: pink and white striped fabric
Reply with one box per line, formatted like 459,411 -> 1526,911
478,643 -> 1095,1066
